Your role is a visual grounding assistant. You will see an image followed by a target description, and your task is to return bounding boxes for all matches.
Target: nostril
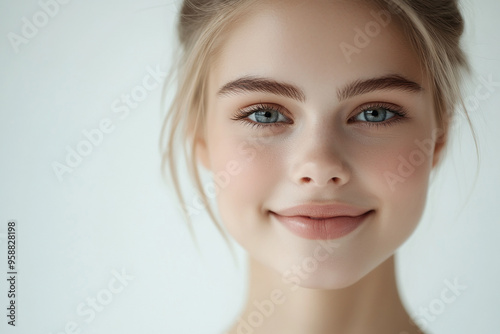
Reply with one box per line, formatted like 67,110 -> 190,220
302,177 -> 312,183
300,176 -> 343,186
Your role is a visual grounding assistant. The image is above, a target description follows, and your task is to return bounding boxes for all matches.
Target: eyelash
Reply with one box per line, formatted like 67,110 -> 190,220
230,103 -> 292,129
230,102 -> 408,129
350,102 -> 408,128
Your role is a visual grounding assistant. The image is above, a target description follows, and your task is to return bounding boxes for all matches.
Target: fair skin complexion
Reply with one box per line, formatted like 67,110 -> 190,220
196,0 -> 445,333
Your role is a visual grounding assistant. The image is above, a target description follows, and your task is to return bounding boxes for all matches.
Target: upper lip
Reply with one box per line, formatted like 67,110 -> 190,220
271,203 -> 372,219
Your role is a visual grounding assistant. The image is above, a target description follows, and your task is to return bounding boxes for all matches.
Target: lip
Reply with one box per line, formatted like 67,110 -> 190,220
270,204 -> 374,240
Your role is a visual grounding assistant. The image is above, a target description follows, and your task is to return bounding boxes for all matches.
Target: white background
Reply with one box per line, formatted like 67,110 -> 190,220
0,0 -> 499,333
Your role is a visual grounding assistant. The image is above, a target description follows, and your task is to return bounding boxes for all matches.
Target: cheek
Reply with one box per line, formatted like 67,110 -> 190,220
355,132 -> 435,237
206,133 -> 280,239
365,142 -> 433,193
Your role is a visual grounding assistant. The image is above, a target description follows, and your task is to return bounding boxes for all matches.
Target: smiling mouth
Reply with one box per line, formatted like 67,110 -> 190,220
300,212 -> 370,219
270,208 -> 374,240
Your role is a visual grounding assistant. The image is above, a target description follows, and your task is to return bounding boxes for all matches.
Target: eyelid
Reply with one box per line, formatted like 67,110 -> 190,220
231,101 -> 409,129
231,102 -> 293,125
348,101 -> 409,127
241,102 -> 292,118
352,101 -> 404,115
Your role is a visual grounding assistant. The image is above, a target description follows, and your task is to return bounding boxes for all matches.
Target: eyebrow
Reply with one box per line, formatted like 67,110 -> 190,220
216,74 -> 422,102
217,75 -> 306,102
337,75 -> 423,101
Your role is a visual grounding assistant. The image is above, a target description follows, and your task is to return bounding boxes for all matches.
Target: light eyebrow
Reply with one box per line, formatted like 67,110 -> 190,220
217,75 -> 306,103
337,74 -> 423,101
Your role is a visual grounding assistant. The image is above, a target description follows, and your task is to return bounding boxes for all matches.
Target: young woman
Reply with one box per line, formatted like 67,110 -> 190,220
161,0 -> 472,333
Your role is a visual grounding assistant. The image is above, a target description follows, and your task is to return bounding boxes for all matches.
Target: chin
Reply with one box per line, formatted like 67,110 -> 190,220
277,254 -> 388,291
293,276 -> 363,291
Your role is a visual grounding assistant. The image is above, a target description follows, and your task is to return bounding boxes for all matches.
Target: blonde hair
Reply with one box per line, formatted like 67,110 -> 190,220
160,0 -> 473,252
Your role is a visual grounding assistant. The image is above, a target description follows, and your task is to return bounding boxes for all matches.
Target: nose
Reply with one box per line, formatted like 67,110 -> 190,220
289,129 -> 351,188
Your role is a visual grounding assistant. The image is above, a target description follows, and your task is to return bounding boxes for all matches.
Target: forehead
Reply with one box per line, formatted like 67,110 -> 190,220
211,0 -> 425,101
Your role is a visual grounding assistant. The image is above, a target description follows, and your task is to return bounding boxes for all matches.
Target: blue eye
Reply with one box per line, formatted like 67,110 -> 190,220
355,107 -> 396,122
350,103 -> 408,127
248,109 -> 287,123
231,103 -> 292,127
231,102 -> 407,129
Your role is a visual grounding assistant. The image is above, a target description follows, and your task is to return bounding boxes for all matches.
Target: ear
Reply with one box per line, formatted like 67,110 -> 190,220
194,134 -> 211,171
188,114 -> 211,171
431,127 -> 448,168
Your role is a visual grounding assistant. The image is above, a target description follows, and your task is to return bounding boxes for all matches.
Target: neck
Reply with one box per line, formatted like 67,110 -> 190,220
228,255 -> 424,334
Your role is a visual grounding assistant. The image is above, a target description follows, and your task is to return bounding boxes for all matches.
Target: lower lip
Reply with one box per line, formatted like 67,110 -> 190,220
271,210 -> 373,240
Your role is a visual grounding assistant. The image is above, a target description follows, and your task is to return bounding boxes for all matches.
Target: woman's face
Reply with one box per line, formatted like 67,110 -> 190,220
197,0 -> 444,289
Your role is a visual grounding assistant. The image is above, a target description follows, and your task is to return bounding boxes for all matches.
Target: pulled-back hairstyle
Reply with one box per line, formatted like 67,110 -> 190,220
160,0 -> 473,250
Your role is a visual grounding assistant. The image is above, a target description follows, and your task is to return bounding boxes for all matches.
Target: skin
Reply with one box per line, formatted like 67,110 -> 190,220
196,0 -> 445,333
